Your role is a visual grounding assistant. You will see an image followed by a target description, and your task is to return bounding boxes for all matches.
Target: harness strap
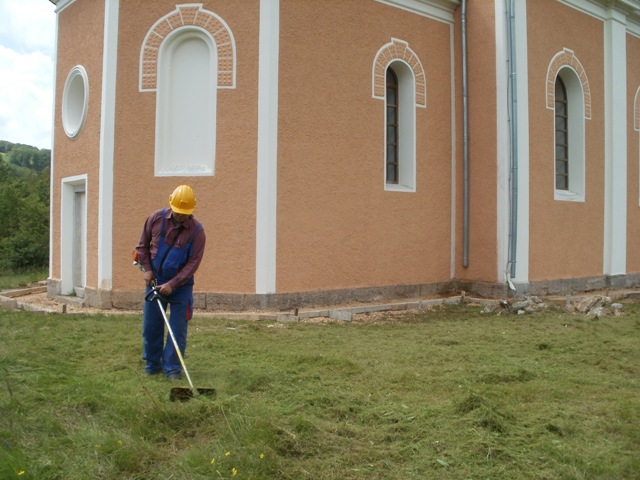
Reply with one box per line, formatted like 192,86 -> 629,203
154,209 -> 173,276
154,210 -> 202,277
185,223 -> 203,249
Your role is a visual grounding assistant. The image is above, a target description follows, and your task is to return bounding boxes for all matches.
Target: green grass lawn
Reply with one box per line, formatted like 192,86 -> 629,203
1,302 -> 639,479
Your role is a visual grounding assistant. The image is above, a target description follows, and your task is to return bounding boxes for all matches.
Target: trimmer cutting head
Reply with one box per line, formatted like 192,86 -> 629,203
170,386 -> 216,402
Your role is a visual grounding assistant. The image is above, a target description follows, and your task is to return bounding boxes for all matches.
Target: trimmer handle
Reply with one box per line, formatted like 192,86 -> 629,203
145,285 -> 173,304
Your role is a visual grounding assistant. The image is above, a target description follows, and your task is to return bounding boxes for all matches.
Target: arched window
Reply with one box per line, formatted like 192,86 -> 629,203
385,61 -> 416,191
386,68 -> 399,184
555,77 -> 568,190
156,29 -> 217,176
553,67 -> 585,201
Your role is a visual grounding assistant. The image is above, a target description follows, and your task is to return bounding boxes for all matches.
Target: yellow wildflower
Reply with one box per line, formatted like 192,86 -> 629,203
210,457 -> 215,464
260,453 -> 265,459
225,451 -> 231,456
232,467 -> 238,476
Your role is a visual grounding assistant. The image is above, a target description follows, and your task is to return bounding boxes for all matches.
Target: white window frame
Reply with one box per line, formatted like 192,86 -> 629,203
62,65 -> 89,139
155,28 -> 217,177
554,67 -> 585,202
385,60 -> 416,192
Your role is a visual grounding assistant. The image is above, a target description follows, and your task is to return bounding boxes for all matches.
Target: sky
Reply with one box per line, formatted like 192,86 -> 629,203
0,0 -> 56,150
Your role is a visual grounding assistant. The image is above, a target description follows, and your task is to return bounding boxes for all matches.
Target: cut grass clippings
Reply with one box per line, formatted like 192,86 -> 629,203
1,302 -> 639,479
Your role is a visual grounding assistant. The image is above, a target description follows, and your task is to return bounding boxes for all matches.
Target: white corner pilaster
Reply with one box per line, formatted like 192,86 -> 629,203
495,0 -> 510,284
603,9 -> 627,276
256,0 -> 279,294
513,0 -> 530,286
98,0 -> 119,290
495,0 -> 530,287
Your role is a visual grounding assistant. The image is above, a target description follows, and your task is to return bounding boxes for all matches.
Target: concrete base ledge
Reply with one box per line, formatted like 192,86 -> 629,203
268,295 -> 499,323
6,287 -> 640,322
90,281 -> 456,312
24,276 -> 640,320
0,296 -> 18,310
17,302 -> 59,313
0,286 -> 48,298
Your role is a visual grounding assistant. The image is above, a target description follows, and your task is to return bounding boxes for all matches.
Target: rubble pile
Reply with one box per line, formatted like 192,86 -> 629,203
486,294 -> 624,318
563,295 -> 624,318
494,296 -> 548,315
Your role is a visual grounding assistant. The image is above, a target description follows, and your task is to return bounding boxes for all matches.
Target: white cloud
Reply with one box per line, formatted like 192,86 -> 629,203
0,0 -> 55,55
0,0 -> 55,149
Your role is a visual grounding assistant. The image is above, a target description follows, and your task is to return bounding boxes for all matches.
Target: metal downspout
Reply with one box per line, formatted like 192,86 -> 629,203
462,0 -> 470,268
507,0 -> 518,280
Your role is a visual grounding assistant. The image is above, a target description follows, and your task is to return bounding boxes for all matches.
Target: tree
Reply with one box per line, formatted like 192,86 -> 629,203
5,188 -> 49,269
0,140 -> 13,153
0,141 -> 50,272
0,154 -> 10,183
10,145 -> 50,172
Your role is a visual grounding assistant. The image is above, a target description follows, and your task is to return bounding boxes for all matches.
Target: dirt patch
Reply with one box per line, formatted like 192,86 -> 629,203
1,290 -> 138,316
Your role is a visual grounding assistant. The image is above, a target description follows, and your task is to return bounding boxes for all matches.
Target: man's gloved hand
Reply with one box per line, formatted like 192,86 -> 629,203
144,270 -> 156,286
158,283 -> 173,296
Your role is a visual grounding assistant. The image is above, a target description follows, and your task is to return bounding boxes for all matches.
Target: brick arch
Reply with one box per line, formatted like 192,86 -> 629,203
372,38 -> 426,108
546,48 -> 591,119
139,4 -> 236,92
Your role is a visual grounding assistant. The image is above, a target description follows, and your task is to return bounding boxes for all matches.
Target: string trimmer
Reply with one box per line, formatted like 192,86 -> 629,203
133,254 -> 215,401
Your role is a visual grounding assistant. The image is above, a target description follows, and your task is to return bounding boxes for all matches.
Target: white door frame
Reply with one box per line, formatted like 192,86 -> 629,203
60,175 -> 87,295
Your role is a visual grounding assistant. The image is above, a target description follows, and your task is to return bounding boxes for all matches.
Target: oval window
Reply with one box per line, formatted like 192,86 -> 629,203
62,66 -> 89,138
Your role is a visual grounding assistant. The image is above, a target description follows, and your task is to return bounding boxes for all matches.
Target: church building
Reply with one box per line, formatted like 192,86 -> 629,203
47,0 -> 640,309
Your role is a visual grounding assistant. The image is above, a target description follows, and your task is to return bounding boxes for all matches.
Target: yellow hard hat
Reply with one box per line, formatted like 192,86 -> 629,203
169,185 -> 196,215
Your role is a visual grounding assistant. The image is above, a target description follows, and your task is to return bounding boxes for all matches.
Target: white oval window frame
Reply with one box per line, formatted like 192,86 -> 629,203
62,65 -> 89,138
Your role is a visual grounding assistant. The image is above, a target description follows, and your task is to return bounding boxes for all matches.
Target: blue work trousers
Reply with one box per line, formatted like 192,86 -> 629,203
142,284 -> 192,377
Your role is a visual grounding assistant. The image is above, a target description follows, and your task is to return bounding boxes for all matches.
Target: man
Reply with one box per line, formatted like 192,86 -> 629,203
135,185 -> 206,379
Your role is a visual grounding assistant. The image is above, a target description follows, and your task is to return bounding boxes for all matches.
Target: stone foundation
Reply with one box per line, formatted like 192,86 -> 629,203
110,281 -> 456,312
47,274 -> 640,312
458,274 -> 640,298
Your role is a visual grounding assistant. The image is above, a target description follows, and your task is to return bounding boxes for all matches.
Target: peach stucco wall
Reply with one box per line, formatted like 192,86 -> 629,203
627,34 -> 640,274
453,1 -> 499,283
54,0 -> 458,300
275,0 -> 454,292
111,1 -> 260,295
51,0 -> 105,288
526,0 -> 605,281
